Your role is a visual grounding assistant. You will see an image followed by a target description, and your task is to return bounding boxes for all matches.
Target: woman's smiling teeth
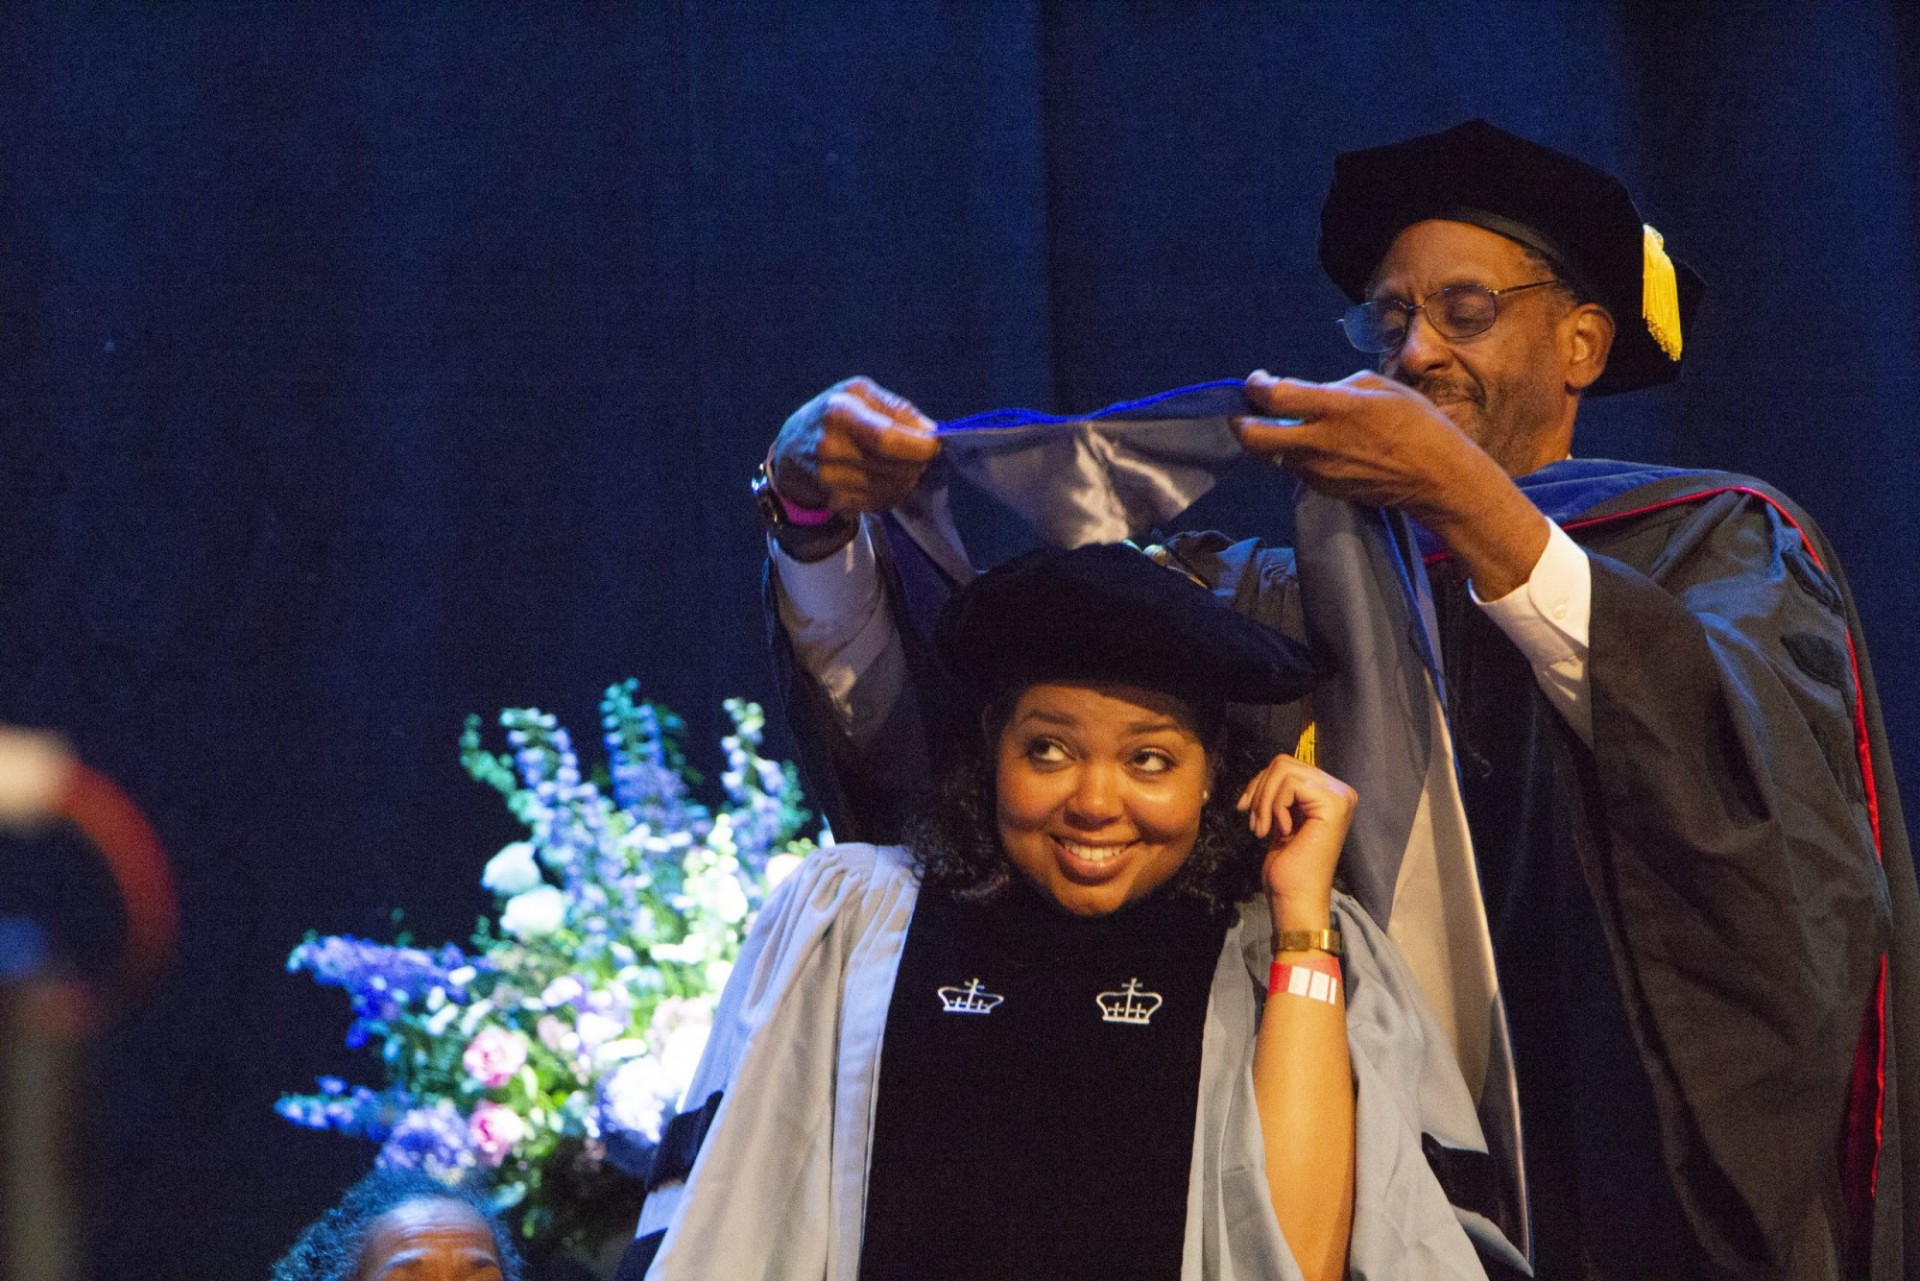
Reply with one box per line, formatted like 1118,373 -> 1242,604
1055,836 -> 1130,864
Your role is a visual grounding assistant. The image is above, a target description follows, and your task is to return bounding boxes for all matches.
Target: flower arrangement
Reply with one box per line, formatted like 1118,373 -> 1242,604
277,682 -> 816,1247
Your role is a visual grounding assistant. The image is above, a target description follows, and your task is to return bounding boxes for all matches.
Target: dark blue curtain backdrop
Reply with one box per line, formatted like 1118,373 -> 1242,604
1,3 -> 1916,1276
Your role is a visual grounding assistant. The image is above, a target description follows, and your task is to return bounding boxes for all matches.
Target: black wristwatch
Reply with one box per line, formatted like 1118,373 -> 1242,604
752,460 -> 857,562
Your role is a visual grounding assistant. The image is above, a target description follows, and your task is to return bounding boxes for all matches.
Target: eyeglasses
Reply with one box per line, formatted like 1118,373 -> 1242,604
1338,280 -> 1566,354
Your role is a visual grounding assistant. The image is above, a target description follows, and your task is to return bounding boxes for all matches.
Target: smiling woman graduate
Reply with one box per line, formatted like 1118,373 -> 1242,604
622,544 -> 1492,1281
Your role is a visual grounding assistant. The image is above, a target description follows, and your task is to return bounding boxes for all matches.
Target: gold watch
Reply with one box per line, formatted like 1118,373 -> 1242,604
1274,927 -> 1343,957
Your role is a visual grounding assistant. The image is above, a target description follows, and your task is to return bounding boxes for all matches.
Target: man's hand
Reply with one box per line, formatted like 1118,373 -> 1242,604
770,377 -> 941,514
1233,369 -> 1495,517
1232,369 -> 1549,599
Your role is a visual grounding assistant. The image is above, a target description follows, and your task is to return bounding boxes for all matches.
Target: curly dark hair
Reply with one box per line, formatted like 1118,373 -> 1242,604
906,697 -> 1271,918
269,1167 -> 525,1281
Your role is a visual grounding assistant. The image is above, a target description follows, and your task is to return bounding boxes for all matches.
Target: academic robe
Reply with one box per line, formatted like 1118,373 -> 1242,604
764,459 -> 1918,1279
629,841 -> 1494,1280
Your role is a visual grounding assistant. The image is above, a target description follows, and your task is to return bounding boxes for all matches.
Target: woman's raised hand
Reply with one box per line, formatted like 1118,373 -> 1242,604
1242,753 -> 1358,1281
1236,754 -> 1357,931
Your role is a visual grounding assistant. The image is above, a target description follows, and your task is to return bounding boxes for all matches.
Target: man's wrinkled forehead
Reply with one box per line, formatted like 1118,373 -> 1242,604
1362,218 -> 1553,299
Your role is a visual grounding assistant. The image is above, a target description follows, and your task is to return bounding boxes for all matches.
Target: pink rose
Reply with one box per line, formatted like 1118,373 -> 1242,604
462,1027 -> 529,1089
468,1101 -> 526,1168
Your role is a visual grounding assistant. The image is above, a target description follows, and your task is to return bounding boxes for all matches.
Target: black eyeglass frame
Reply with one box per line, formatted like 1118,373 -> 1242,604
1338,279 -> 1567,354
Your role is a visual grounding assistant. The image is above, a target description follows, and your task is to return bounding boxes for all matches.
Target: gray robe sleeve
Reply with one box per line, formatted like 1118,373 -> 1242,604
1191,892 -> 1492,1280
640,843 -> 918,1281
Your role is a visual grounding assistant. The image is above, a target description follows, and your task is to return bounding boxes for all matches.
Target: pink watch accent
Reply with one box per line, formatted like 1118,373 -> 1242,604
764,453 -> 836,526
773,485 -> 835,527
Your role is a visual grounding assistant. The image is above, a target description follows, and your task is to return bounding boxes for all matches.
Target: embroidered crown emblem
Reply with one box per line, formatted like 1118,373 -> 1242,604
1096,978 -> 1163,1026
937,978 -> 1004,1015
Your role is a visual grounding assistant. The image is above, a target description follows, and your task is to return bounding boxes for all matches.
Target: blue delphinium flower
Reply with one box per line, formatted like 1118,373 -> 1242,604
603,680 -> 695,826
282,684 -> 817,1243
276,1078 -> 405,1142
377,1099 -> 478,1182
718,699 -> 810,880
504,713 -> 616,884
288,936 -> 476,1047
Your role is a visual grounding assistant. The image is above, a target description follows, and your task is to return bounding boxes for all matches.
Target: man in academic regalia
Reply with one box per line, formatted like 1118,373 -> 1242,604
744,121 -> 1918,1279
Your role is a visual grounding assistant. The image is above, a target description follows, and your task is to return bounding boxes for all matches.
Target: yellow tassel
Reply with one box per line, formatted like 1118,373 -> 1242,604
1293,719 -> 1317,767
1642,223 -> 1683,361
1138,542 -> 1209,589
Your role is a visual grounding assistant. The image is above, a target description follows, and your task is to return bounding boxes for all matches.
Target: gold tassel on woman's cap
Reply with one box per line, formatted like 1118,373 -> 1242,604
1642,224 -> 1683,360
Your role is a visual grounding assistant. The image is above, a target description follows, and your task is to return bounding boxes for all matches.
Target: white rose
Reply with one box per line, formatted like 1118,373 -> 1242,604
710,873 -> 749,924
593,1037 -> 649,1067
482,842 -> 544,897
575,1010 -> 624,1051
539,976 -> 586,1008
536,1014 -> 575,1054
500,885 -> 567,939
601,1056 -> 672,1142
648,937 -> 705,965
763,853 -> 803,891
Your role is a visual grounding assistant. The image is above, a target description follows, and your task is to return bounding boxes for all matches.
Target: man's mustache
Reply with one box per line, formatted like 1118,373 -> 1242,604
1398,372 -> 1485,408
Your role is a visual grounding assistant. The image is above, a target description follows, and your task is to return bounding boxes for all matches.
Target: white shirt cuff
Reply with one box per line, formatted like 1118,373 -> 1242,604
1470,520 -> 1593,746
770,520 -> 880,640
770,520 -> 904,737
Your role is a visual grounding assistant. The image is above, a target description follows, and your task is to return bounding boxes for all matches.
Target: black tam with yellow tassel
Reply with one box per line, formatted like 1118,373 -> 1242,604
1318,118 -> 1705,396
